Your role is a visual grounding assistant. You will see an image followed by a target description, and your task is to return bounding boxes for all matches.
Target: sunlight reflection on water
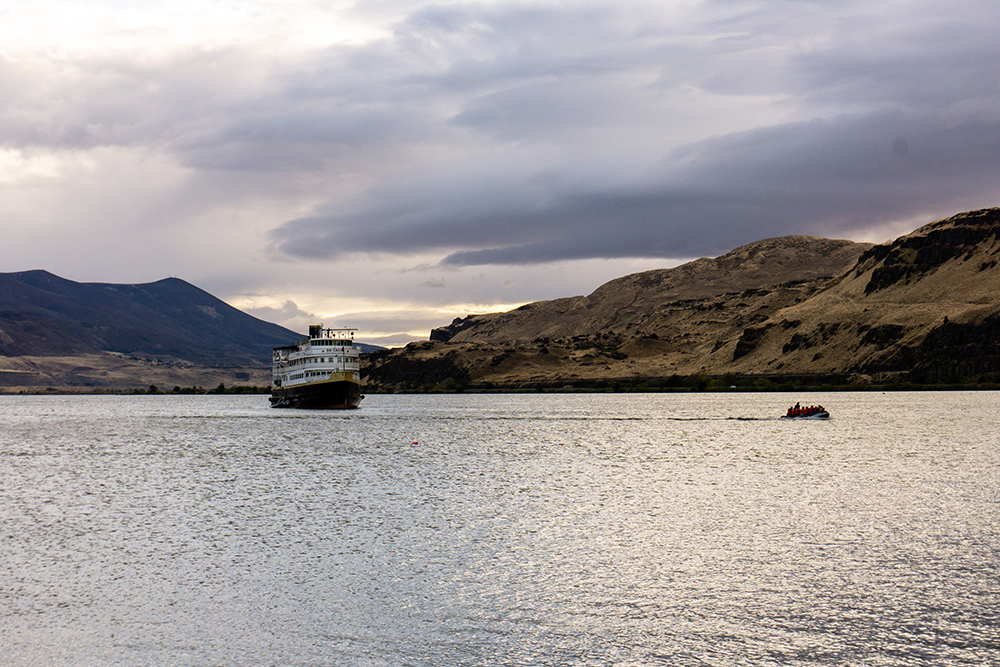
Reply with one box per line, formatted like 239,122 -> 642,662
0,392 -> 998,666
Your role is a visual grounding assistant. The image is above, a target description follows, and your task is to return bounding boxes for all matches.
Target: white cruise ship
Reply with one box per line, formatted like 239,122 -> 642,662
270,325 -> 363,409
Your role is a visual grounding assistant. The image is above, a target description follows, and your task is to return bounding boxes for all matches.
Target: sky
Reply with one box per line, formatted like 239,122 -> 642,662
1,0 -> 999,346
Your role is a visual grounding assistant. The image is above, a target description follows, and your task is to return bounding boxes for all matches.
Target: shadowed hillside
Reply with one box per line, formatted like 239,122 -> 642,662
0,271 -> 298,365
0,271 -> 379,390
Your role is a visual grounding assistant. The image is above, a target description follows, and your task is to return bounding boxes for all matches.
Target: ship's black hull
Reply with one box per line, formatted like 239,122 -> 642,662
270,379 -> 363,409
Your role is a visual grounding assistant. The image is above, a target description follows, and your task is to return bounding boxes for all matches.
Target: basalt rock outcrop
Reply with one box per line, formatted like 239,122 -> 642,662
430,236 -> 869,344
726,208 -> 1000,382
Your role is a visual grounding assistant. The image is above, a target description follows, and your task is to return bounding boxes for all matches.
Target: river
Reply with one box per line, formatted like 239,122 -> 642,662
1,392 -> 997,666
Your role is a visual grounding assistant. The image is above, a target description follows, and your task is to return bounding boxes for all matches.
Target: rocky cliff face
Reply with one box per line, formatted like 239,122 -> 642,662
365,208 -> 1000,390
723,208 -> 1000,381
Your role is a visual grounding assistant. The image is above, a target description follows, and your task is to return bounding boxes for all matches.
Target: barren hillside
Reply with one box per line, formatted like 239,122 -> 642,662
431,236 -> 869,344
365,208 -> 1000,390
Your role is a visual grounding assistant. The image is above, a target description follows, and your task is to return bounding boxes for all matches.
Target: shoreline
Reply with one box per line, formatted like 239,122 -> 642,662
4,379 -> 1000,396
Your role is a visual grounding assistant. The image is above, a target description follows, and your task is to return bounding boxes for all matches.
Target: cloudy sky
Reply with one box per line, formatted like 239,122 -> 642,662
1,0 -> 998,345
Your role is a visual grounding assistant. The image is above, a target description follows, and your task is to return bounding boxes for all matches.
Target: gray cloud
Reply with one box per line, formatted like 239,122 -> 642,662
3,0 -> 1000,303
260,1 -> 1000,265
269,109 -> 1000,264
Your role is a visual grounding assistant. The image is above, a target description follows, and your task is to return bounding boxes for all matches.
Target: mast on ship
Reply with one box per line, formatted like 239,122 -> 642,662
308,324 -> 356,340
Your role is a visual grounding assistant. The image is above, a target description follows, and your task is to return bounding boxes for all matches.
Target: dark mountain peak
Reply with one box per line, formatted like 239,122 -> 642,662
0,270 -> 300,365
4,269 -> 74,290
8,269 -> 59,278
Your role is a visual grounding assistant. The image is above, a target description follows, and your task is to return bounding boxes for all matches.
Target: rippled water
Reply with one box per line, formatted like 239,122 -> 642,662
1,392 -> 997,666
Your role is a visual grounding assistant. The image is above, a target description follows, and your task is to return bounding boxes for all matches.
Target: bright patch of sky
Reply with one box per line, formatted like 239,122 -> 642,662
0,1 -> 387,56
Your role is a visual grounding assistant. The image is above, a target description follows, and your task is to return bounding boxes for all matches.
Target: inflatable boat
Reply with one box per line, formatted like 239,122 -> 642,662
782,405 -> 829,419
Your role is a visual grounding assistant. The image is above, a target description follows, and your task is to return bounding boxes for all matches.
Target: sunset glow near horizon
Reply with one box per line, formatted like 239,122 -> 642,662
1,0 -> 998,346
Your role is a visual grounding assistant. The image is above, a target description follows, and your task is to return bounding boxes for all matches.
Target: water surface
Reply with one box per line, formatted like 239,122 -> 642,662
1,392 -> 997,665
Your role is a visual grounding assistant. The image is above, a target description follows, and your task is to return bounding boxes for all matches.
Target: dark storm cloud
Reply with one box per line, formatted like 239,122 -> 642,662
270,109 -> 1000,264
262,1 -> 1000,265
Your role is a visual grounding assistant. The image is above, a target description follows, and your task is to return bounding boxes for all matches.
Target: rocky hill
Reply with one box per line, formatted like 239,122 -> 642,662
430,236 -> 869,343
364,208 -> 1000,390
722,208 -> 1000,382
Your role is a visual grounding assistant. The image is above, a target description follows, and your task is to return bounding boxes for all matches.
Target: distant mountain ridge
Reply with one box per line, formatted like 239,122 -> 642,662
0,270 -> 300,366
365,208 -> 1000,389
